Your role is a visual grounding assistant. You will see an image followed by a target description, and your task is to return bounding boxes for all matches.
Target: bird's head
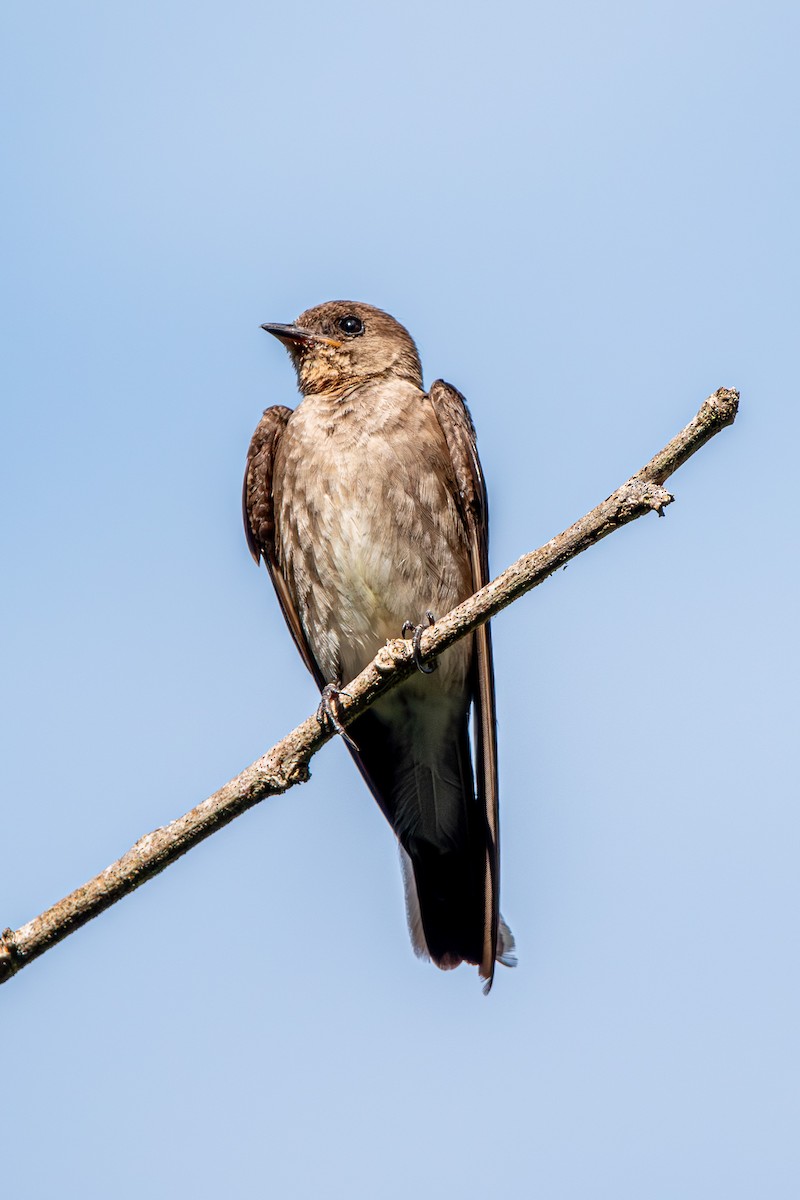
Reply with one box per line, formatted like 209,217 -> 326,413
262,301 -> 423,397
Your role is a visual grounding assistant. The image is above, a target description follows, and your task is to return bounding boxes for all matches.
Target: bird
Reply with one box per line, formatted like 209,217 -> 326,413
243,301 -> 515,990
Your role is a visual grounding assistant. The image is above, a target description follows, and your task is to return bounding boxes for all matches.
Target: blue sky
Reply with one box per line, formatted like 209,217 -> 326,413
2,2 -> 798,1196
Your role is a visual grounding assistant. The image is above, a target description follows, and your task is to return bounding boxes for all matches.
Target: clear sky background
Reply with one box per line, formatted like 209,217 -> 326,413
2,3 -> 798,1197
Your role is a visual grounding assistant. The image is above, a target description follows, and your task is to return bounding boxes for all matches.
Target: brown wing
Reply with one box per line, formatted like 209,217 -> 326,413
428,379 -> 500,991
243,406 -> 326,690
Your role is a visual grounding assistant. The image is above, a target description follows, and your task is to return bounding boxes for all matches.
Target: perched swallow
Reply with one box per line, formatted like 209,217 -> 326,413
243,301 -> 515,989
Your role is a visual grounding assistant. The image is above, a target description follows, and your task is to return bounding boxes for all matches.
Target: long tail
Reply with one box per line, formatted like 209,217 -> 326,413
348,700 -> 491,970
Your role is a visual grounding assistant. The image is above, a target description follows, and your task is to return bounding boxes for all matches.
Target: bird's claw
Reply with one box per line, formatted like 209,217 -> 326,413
316,682 -> 357,749
402,611 -> 438,674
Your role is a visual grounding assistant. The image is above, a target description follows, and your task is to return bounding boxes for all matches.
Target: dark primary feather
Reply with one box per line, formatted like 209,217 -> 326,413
428,379 -> 500,988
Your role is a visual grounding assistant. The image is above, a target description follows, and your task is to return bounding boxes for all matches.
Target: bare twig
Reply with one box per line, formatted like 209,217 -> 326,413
0,388 -> 739,985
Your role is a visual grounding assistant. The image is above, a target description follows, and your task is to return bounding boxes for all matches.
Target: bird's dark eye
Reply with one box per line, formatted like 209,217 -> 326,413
337,315 -> 364,336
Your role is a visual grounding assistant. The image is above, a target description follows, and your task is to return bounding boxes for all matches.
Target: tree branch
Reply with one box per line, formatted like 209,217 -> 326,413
0,387 -> 739,985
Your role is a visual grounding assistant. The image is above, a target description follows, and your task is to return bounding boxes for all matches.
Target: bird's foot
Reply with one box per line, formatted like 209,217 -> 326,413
401,611 -> 438,674
316,682 -> 356,749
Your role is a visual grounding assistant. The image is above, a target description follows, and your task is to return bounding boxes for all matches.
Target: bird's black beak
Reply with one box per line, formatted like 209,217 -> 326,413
261,322 -> 342,349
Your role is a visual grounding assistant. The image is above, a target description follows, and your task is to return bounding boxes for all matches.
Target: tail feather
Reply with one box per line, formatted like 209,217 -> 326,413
399,846 -> 517,971
496,915 -> 517,968
349,701 -> 490,970
408,830 -> 486,968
